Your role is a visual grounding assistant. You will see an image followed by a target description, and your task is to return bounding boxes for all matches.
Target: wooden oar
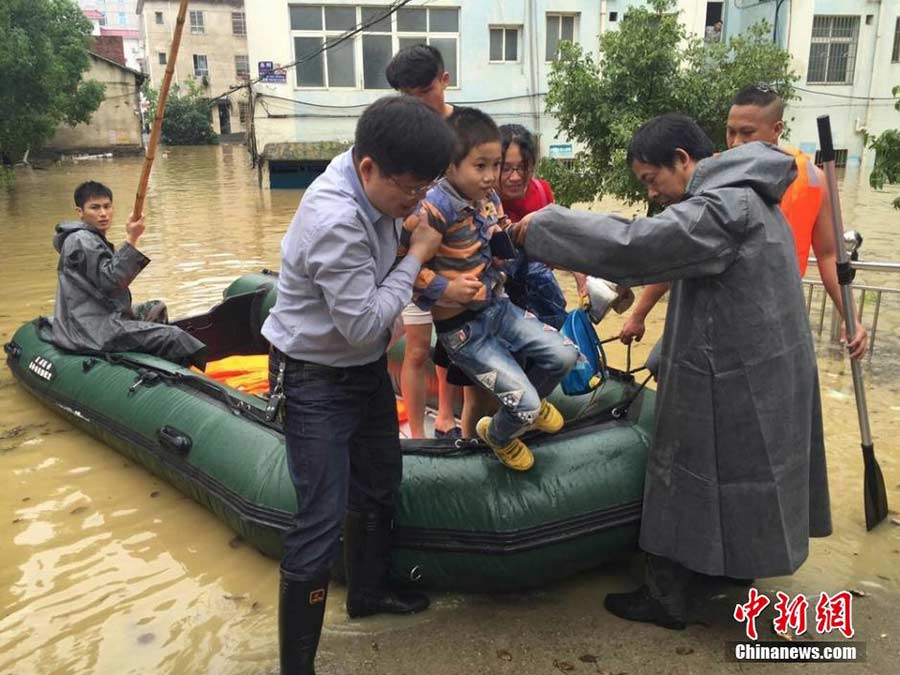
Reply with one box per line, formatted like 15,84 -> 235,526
132,0 -> 191,219
816,115 -> 888,531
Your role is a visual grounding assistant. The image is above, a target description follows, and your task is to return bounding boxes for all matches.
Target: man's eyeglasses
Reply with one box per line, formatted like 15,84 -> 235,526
388,174 -> 441,198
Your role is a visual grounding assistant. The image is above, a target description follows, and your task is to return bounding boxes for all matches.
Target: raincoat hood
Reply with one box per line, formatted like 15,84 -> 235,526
53,221 -> 100,253
687,141 -> 796,205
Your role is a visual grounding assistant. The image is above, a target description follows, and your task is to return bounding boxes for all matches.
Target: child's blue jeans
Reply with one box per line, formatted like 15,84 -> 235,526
436,297 -> 578,445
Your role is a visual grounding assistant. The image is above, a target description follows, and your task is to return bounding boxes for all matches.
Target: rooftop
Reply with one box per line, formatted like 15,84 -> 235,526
262,141 -> 352,161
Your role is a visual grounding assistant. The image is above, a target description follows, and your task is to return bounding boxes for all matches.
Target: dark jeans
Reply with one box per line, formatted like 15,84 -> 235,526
269,351 -> 402,580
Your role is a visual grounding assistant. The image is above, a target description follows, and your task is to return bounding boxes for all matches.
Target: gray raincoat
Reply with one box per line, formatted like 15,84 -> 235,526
525,142 -> 831,578
49,222 -> 207,367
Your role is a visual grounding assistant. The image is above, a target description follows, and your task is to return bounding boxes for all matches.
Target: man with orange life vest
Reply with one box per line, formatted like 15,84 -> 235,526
619,84 -> 868,360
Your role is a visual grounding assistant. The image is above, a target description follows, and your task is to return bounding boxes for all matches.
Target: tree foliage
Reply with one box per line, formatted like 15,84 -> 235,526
866,86 -> 900,210
144,78 -> 218,146
539,0 -> 798,207
0,0 -> 105,165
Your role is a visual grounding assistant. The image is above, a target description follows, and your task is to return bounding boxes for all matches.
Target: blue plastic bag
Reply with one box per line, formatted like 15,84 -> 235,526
560,309 -> 607,396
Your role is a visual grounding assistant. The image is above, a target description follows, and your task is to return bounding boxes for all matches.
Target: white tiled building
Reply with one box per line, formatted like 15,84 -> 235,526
245,1 -> 899,187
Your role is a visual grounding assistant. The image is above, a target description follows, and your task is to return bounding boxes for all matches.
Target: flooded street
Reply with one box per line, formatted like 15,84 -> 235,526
1,146 -> 899,674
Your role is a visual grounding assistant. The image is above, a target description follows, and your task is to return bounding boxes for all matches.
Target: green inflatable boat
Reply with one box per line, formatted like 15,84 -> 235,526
4,272 -> 655,592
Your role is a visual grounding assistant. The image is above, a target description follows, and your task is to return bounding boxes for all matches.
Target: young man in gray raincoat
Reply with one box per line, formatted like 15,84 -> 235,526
49,181 -> 206,368
510,114 -> 831,629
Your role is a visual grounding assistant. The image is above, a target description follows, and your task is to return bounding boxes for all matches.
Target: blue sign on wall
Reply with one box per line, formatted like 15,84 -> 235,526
258,61 -> 287,83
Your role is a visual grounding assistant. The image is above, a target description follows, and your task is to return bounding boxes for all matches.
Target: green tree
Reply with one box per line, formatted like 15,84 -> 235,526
866,86 -> 900,210
540,0 -> 798,207
0,0 -> 105,165
143,78 -> 218,146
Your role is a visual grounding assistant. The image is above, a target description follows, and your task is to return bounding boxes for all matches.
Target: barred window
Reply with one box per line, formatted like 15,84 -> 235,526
232,12 -> 246,37
235,55 -> 250,80
807,15 -> 859,84
190,10 -> 205,35
193,54 -> 209,79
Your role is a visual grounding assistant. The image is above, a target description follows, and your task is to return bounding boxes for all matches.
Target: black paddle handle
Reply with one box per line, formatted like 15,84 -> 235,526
816,116 -> 835,163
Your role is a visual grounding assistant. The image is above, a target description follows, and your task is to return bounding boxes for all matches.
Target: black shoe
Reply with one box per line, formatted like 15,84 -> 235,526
344,510 -> 430,619
279,568 -> 329,675
604,585 -> 686,630
347,587 -> 430,618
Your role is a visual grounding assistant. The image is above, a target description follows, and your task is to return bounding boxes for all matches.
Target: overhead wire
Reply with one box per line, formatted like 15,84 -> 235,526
793,86 -> 898,102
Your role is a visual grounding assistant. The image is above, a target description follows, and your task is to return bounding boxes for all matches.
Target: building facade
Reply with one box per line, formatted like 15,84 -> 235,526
79,0 -> 141,30
247,1 -> 619,186
137,0 -> 249,137
43,53 -> 144,155
80,1 -> 144,70
725,0 -> 899,168
245,1 -> 898,187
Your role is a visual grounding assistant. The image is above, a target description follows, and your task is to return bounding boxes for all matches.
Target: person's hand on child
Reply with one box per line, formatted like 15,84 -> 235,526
443,274 -> 482,304
408,209 -> 443,264
125,213 -> 145,248
507,212 -> 534,247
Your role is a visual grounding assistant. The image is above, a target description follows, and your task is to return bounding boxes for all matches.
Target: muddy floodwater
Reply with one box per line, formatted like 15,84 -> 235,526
1,146 -> 899,674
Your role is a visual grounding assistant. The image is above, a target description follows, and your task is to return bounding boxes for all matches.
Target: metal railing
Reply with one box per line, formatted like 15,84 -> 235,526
804,259 -> 900,359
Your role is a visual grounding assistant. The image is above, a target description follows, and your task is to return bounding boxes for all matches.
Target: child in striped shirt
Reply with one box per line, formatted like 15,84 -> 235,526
400,107 -> 577,471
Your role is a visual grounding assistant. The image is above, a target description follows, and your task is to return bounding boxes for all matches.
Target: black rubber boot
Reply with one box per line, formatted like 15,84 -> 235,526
279,567 -> 329,675
344,510 -> 430,618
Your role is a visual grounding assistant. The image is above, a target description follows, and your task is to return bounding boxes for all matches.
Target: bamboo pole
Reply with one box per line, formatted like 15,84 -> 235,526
133,0 -> 191,218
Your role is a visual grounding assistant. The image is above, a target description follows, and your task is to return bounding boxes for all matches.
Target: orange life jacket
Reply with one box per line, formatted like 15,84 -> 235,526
779,146 -> 823,276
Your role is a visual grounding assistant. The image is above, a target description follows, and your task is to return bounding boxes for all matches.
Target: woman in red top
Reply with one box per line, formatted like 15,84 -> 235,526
497,125 -> 586,326
499,126 -> 556,223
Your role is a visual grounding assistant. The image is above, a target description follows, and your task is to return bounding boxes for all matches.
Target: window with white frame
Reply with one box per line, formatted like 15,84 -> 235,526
489,26 -> 519,62
395,6 -> 459,87
238,101 -> 251,126
807,15 -> 859,84
235,54 -> 250,80
190,10 -> 205,35
289,4 -> 459,89
232,12 -> 246,36
892,17 -> 899,63
546,13 -> 578,61
193,54 -> 209,79
117,12 -> 127,26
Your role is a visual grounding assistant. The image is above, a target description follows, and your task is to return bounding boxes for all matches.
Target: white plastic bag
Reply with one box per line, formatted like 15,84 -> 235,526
585,277 -> 635,323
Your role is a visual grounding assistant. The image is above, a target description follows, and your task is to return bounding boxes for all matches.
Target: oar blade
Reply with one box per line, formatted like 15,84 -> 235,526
863,443 -> 888,531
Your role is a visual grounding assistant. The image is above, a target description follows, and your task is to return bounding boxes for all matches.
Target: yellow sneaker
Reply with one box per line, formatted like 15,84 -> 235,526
476,417 -> 535,472
533,400 -> 564,434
